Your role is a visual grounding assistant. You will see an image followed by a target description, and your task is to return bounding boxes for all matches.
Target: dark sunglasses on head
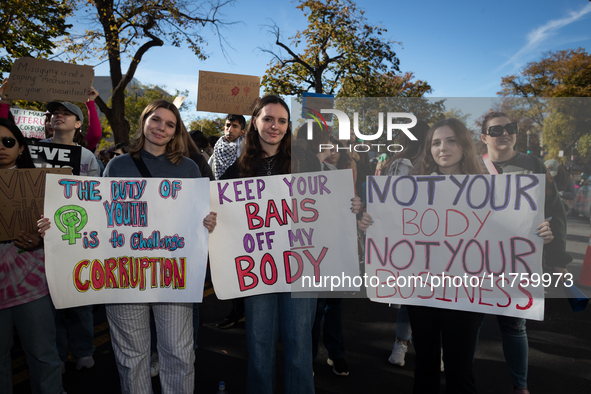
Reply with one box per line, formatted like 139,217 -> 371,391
1,137 -> 17,149
486,122 -> 518,137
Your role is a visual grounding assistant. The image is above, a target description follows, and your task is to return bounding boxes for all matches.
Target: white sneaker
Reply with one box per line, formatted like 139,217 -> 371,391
150,353 -> 159,377
75,356 -> 94,370
388,340 -> 408,366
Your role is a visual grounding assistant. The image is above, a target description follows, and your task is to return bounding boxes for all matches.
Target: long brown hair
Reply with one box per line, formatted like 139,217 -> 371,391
128,100 -> 186,165
238,95 -> 291,177
413,118 -> 483,175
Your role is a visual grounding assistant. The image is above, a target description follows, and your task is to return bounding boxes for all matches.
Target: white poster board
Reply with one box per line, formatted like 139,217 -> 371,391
365,174 -> 546,321
10,108 -> 46,139
209,170 -> 360,299
43,174 -> 210,308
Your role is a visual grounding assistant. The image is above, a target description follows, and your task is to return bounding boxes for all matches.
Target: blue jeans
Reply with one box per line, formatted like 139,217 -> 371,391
244,293 -> 316,394
0,295 -> 65,394
312,298 -> 345,360
55,305 -> 95,362
497,315 -> 528,388
396,305 -> 412,341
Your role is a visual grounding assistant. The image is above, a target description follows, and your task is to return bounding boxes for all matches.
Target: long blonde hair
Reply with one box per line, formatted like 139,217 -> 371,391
128,100 -> 186,165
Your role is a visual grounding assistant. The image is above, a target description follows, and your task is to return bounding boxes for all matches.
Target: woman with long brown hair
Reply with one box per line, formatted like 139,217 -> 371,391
220,95 -> 319,393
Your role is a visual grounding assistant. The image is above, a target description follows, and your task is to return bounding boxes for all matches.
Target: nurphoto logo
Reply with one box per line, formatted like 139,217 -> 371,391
302,108 -> 418,153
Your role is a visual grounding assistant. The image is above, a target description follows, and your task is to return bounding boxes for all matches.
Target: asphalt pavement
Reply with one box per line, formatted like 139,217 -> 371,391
11,216 -> 591,393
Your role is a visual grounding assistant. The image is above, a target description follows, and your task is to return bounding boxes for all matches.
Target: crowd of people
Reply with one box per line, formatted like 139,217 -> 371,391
0,83 -> 574,394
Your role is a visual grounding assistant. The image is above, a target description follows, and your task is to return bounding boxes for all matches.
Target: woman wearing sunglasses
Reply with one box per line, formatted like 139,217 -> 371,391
479,111 -> 571,394
0,118 -> 66,393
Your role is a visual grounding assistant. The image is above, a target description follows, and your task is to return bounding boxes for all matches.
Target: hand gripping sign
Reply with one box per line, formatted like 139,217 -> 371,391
43,174 -> 210,309
209,170 -> 360,299
365,174 -> 547,321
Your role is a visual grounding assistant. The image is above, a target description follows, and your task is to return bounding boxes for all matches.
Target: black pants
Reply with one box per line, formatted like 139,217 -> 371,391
407,306 -> 483,394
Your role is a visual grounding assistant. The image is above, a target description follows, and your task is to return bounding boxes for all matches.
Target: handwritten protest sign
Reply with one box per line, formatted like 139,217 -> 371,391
209,170 -> 360,299
43,174 -> 210,308
4,58 -> 93,102
197,71 -> 260,115
0,168 -> 71,241
365,174 -> 546,321
10,108 -> 46,139
26,139 -> 82,175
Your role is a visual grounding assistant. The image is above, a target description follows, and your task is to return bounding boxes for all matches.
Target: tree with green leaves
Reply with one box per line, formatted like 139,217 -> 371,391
188,117 -> 225,137
261,0 -> 430,97
99,83 -> 190,148
498,48 -> 591,164
0,0 -> 73,78
61,0 -> 234,144
499,48 -> 591,98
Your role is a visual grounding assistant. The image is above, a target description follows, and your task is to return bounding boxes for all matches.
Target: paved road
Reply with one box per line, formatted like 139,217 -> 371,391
12,216 -> 591,393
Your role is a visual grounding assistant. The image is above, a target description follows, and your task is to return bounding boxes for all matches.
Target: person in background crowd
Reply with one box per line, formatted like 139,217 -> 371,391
207,135 -> 220,153
181,124 -> 214,180
300,122 -> 351,376
578,165 -> 590,187
343,129 -> 370,196
113,142 -> 129,157
479,111 -> 570,394
545,159 -> 576,214
383,120 -> 431,368
99,148 -> 114,166
0,118 -> 66,394
190,130 -> 212,161
209,114 -> 248,329
209,114 -> 246,181
43,100 -> 100,373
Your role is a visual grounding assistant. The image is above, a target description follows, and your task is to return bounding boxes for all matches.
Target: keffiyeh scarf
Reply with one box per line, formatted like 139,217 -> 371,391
213,135 -> 244,179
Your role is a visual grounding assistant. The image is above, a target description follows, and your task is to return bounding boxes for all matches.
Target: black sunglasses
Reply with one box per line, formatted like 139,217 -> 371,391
1,137 -> 17,149
486,122 -> 518,137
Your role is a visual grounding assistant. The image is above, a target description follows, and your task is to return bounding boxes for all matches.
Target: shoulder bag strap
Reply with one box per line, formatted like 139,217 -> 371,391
132,155 -> 152,177
482,153 -> 498,175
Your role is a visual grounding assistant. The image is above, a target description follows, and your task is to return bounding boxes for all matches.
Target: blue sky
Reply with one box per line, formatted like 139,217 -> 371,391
76,0 -> 591,120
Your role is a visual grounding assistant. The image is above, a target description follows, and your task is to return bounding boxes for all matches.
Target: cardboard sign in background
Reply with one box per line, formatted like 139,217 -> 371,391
365,174 -> 546,320
209,170 -> 360,299
197,70 -> 260,115
10,108 -> 46,139
4,58 -> 93,102
43,175 -> 210,308
0,168 -> 71,241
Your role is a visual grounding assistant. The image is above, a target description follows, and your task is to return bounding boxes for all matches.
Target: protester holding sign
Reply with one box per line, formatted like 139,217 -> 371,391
219,95 -> 320,394
41,100 -> 100,373
102,100 -> 215,393
39,99 -> 217,393
405,118 -> 554,394
0,118 -> 65,394
383,120 -> 430,368
479,111 -> 571,394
